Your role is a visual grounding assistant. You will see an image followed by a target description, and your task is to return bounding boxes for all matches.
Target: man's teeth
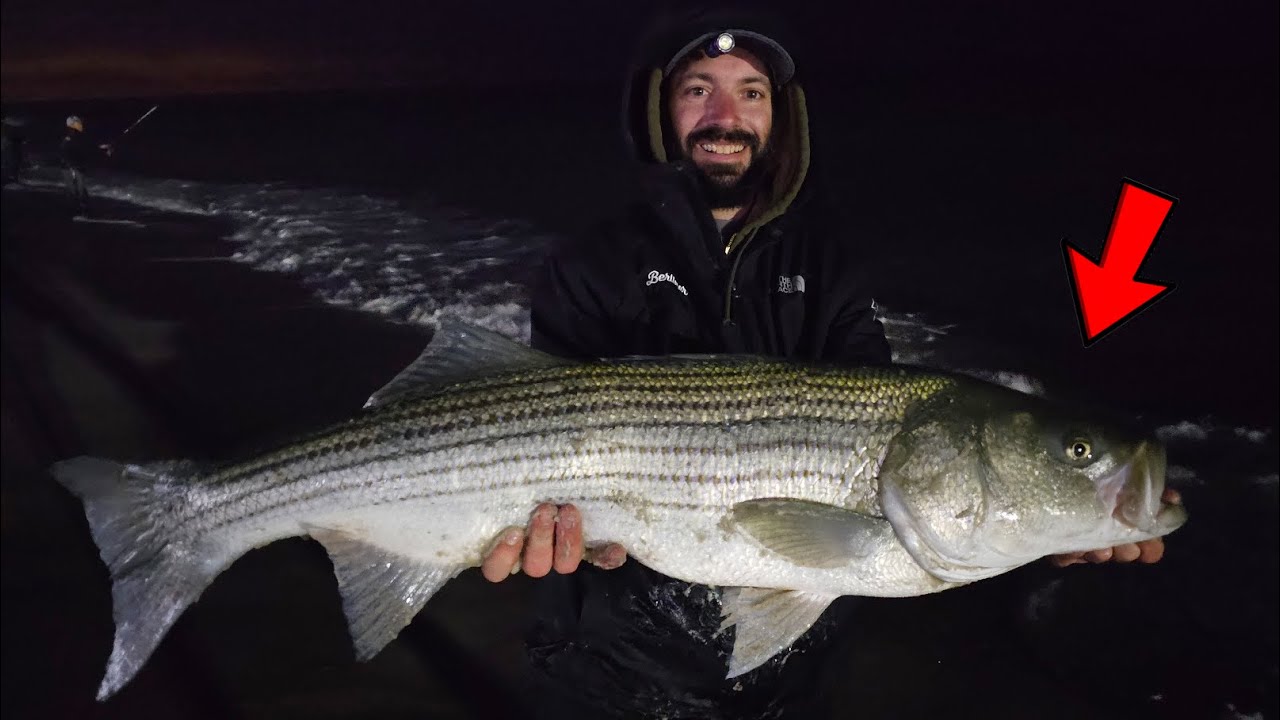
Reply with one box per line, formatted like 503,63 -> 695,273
700,143 -> 746,155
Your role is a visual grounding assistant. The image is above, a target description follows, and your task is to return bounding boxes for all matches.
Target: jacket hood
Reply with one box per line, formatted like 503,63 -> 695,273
621,8 -> 812,236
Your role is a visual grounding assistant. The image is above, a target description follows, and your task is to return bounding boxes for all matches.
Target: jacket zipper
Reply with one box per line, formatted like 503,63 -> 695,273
721,227 -> 761,324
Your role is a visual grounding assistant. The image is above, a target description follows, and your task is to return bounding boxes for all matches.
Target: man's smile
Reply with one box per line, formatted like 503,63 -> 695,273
698,142 -> 747,155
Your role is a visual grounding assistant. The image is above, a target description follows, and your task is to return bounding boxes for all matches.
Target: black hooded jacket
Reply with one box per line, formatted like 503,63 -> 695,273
531,159 -> 891,364
523,11 -> 887,719
60,129 -> 96,170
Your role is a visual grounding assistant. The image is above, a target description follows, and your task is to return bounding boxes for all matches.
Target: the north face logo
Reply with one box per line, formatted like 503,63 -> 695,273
777,275 -> 806,294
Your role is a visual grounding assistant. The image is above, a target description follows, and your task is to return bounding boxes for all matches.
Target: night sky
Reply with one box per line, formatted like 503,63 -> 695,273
2,1 -> 1275,100
1,1 -> 655,99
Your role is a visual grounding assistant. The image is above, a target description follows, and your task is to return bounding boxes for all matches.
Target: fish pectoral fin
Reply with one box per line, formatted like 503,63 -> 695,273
305,525 -> 462,660
729,498 -> 894,569
364,316 -> 576,409
720,587 -> 839,678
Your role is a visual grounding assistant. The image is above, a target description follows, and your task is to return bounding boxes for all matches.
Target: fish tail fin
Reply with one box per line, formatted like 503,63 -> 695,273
52,456 -> 223,700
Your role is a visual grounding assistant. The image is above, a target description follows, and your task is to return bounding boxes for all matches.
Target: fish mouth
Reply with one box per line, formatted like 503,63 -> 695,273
1098,441 -> 1187,536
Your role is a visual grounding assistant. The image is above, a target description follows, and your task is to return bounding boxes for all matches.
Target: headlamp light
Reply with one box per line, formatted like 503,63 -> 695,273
706,32 -> 735,58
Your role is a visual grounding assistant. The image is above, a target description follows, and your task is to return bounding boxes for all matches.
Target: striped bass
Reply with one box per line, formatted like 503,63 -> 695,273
52,318 -> 1187,700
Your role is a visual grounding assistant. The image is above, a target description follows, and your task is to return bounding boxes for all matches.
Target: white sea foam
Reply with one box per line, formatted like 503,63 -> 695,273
1225,704 -> 1265,720
1234,427 -> 1270,444
958,369 -> 1046,396
880,306 -> 956,366
88,172 -> 982,361
36,168 -> 1004,371
85,173 -> 553,342
1156,420 -> 1212,443
63,171 -> 1279,470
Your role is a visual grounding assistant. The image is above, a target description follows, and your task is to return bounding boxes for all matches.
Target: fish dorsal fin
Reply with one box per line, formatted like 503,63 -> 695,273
720,587 -> 839,678
606,353 -> 772,365
729,498 -> 895,569
365,317 -> 574,409
305,525 -> 462,660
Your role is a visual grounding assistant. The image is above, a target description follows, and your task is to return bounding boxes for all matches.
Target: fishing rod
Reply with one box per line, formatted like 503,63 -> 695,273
113,105 -> 159,143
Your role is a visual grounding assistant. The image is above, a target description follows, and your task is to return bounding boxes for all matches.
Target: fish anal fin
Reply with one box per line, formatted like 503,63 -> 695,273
305,525 -> 461,660
730,498 -> 893,569
720,587 -> 838,678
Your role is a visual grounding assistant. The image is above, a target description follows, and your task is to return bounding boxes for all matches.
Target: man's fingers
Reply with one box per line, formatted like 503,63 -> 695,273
1112,543 -> 1142,563
553,504 -> 584,574
485,504 -> 622,582
1084,547 -> 1114,563
1049,552 -> 1086,567
481,527 -> 525,583
1051,538 -> 1168,568
1136,537 -> 1166,564
585,542 -> 628,570
1162,487 -> 1182,505
523,503 -> 558,578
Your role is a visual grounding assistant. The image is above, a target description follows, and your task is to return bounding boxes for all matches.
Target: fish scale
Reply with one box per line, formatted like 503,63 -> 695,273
188,360 -> 940,535
51,318 -> 1185,700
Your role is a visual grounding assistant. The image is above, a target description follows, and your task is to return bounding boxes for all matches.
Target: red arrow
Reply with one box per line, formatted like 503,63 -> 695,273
1064,180 -> 1177,346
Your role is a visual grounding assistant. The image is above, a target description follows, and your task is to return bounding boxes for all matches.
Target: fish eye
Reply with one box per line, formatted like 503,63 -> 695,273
1065,438 -> 1093,462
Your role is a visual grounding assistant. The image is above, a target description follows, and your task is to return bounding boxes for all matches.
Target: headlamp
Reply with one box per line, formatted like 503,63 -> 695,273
706,32 -> 736,58
662,29 -> 796,87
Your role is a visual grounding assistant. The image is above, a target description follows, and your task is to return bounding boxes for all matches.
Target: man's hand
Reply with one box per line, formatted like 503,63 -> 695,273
481,503 -> 627,583
483,490 -> 1179,580
1049,487 -> 1182,568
